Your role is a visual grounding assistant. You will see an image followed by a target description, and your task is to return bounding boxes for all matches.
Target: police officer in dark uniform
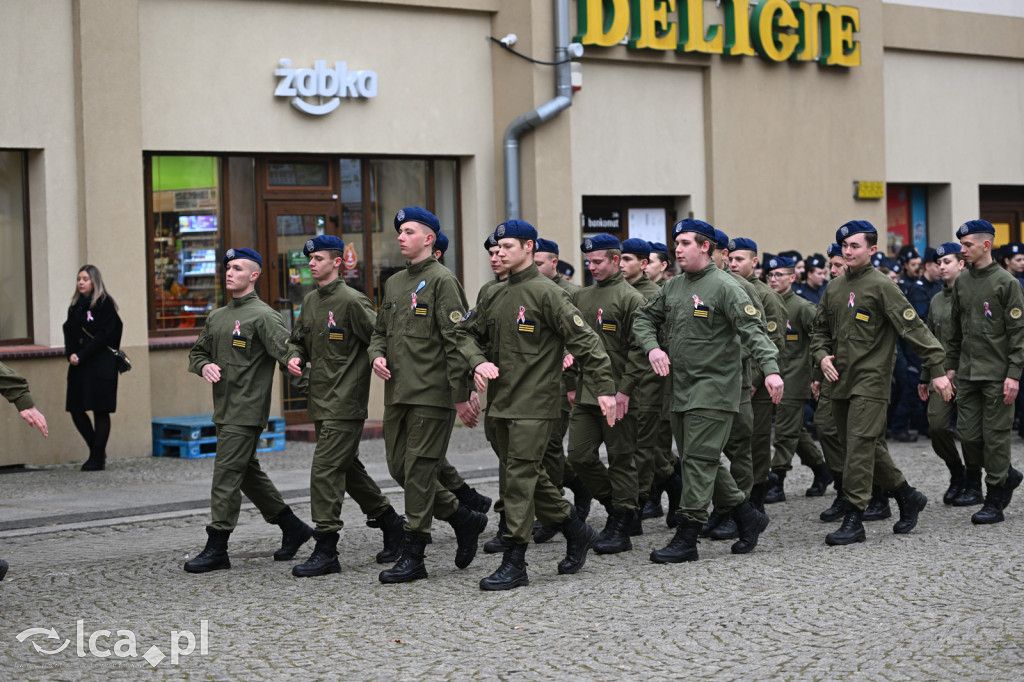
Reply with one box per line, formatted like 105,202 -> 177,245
645,242 -> 673,285
795,253 -> 828,305
185,248 -> 313,573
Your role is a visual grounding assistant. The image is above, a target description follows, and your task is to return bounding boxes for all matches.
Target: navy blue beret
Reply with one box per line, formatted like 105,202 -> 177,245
764,256 -> 796,273
778,250 -> 802,262
302,235 -> 345,257
923,247 -> 936,263
713,229 -> 729,250
580,233 -> 622,253
620,238 -> 651,258
534,237 -> 559,255
672,219 -> 716,243
956,219 -> 995,239
394,207 -> 440,234
434,231 -> 449,255
827,243 -> 843,258
556,261 -> 574,278
933,242 -> 962,261
727,237 -> 758,253
649,241 -> 669,256
806,253 -> 826,269
484,232 -> 499,250
495,219 -> 538,242
224,247 -> 262,268
836,220 -> 877,244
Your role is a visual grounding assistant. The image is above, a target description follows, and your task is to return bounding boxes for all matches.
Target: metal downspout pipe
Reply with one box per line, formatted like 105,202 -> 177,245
502,0 -> 573,221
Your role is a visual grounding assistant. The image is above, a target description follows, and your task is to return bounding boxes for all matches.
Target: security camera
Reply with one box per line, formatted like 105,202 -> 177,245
499,33 -> 517,48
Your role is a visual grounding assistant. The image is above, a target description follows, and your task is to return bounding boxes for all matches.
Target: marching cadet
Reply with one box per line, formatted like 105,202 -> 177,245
760,257 -> 832,502
810,221 -> 952,546
0,361 -> 50,581
456,219 -> 616,591
917,242 -> 974,505
185,248 -> 313,573
728,237 -> 787,512
567,234 -> 647,554
645,242 -> 673,285
619,238 -> 681,526
285,235 -> 406,577
370,207 -> 488,585
634,219 -> 782,563
946,220 -> 1024,524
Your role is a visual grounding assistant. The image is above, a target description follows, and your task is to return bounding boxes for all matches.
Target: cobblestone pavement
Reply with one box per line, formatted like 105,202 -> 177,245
1,430 -> 1023,680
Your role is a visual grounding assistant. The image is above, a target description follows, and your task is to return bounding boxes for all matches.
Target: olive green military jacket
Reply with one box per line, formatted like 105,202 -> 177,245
747,274 -> 786,393
368,256 -> 471,408
571,271 -> 647,406
947,261 -> 1024,381
0,361 -> 35,411
188,291 -> 291,427
731,272 -> 769,388
286,277 -> 375,421
455,263 -> 615,420
552,273 -> 580,296
810,264 -> 945,401
779,289 -> 816,400
629,273 -> 667,411
634,262 -> 781,414
921,285 -> 953,383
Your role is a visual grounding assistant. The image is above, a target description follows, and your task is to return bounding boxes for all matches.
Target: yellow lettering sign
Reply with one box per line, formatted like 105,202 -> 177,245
680,0 -> 724,54
820,3 -> 861,67
629,0 -> 678,50
751,0 -> 800,62
576,0 -> 630,47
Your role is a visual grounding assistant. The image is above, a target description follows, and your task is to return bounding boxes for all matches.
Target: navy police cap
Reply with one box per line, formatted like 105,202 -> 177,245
434,231 -> 449,255
495,219 -> 537,242
556,261 -> 574,278
534,237 -> 559,255
764,256 -> 797,273
224,247 -> 262,268
620,238 -> 651,258
727,237 -> 758,253
649,241 -> 669,256
778,250 -> 802,262
879,257 -> 901,273
923,247 -> 936,263
581,233 -> 622,253
302,235 -> 344,257
956,219 -> 995,239
806,253 -> 826,269
394,207 -> 441,234
836,220 -> 876,245
897,245 -> 921,263
827,243 -> 843,258
672,219 -> 716,243
933,242 -> 962,261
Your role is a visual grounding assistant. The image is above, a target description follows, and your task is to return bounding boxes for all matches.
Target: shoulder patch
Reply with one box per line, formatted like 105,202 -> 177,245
744,304 -> 757,316
449,310 -> 463,324
572,314 -> 585,328
902,308 -> 916,321
1011,307 -> 1022,320
766,321 -> 777,332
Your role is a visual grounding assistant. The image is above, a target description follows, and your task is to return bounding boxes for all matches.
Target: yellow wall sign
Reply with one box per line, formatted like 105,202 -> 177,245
854,181 -> 884,200
576,0 -> 860,67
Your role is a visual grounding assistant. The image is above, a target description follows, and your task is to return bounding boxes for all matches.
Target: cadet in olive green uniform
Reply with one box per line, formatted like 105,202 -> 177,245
0,361 -> 49,580
728,238 -> 787,510
761,256 -> 831,502
284,236 -> 405,577
456,219 -> 616,591
567,234 -> 647,554
185,248 -> 313,573
370,207 -> 488,584
635,219 -> 782,564
947,220 -> 1024,524
619,238 -> 680,525
919,242 -> 974,505
811,221 -> 952,546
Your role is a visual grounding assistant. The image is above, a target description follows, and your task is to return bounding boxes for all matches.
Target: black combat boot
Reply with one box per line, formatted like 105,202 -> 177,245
184,527 -> 231,573
533,519 -> 558,544
484,511 -> 510,554
557,510 -> 599,574
805,463 -> 833,497
825,504 -> 866,546
709,516 -> 739,540
272,507 -> 313,561
969,468 -> 1020,525
749,483 -> 768,514
862,487 -> 892,521
731,500 -> 770,554
479,543 -> 529,591
453,483 -> 492,515
764,471 -> 786,504
374,506 -> 406,564
663,472 -> 683,528
596,499 -> 615,541
594,509 -> 633,554
943,463 -> 966,505
448,505 -> 489,569
699,509 -> 727,538
891,482 -> 927,534
1002,467 -> 1023,507
650,519 -> 700,564
819,473 -> 847,522
80,449 -> 106,471
292,531 -> 341,577
379,532 -> 428,584
564,476 -> 593,521
642,485 -> 664,520
951,469 -> 983,506
628,502 -> 644,537
0,558 -> 7,581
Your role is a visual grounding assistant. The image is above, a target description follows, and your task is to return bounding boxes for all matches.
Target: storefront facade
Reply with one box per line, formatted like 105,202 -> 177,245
1,0 -> 1021,464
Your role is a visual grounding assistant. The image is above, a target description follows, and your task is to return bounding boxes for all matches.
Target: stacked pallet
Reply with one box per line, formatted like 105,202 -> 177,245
152,414 -> 286,458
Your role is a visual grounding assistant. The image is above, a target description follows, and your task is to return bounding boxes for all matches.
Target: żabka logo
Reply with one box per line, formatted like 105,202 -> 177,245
275,59 -> 379,115
16,620 -> 209,668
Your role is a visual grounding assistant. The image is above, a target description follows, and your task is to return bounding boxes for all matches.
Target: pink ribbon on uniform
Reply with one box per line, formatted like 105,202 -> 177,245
411,292 -> 417,310
692,294 -> 703,308
984,302 -> 992,317
86,311 -> 94,322
597,308 -> 603,325
328,311 -> 336,327
848,292 -> 856,308
517,306 -> 526,324
233,320 -> 241,336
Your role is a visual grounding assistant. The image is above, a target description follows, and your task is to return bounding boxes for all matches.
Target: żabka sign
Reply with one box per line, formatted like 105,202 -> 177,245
274,59 -> 378,116
576,0 -> 861,67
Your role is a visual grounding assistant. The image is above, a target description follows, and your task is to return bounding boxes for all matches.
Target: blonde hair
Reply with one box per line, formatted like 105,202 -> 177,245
72,264 -> 118,311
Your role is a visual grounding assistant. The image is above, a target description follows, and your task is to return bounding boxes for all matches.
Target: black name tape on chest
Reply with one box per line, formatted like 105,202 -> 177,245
413,303 -> 429,316
232,335 -> 248,349
518,319 -> 537,333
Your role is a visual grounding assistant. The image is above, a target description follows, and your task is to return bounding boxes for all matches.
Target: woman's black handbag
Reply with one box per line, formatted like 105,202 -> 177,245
81,327 -> 131,374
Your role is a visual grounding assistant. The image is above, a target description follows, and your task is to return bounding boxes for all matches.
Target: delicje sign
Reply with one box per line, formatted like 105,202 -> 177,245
575,0 -> 861,67
274,59 -> 378,115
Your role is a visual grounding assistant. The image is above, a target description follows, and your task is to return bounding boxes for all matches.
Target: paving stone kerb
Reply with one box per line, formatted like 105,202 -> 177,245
1,430 -> 1022,679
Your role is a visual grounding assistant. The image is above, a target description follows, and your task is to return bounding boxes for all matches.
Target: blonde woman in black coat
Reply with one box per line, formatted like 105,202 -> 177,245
63,265 -> 123,471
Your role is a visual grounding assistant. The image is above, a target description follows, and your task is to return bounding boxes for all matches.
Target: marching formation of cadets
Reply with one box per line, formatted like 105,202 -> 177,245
174,208 -> 1022,593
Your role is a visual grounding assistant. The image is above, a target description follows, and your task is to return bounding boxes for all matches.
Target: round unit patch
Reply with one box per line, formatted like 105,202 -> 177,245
572,314 -> 585,328
903,308 -> 916,320
449,311 -> 463,323
496,224 -> 506,237
225,248 -> 236,260
744,304 -> 757,316
767,321 -> 777,332
1011,307 -> 1022,320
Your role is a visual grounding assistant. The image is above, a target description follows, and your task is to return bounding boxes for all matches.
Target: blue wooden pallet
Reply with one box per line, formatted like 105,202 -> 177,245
152,414 -> 285,442
153,432 -> 286,459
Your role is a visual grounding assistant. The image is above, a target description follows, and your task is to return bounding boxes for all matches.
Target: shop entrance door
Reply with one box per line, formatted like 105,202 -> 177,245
265,200 -> 340,423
